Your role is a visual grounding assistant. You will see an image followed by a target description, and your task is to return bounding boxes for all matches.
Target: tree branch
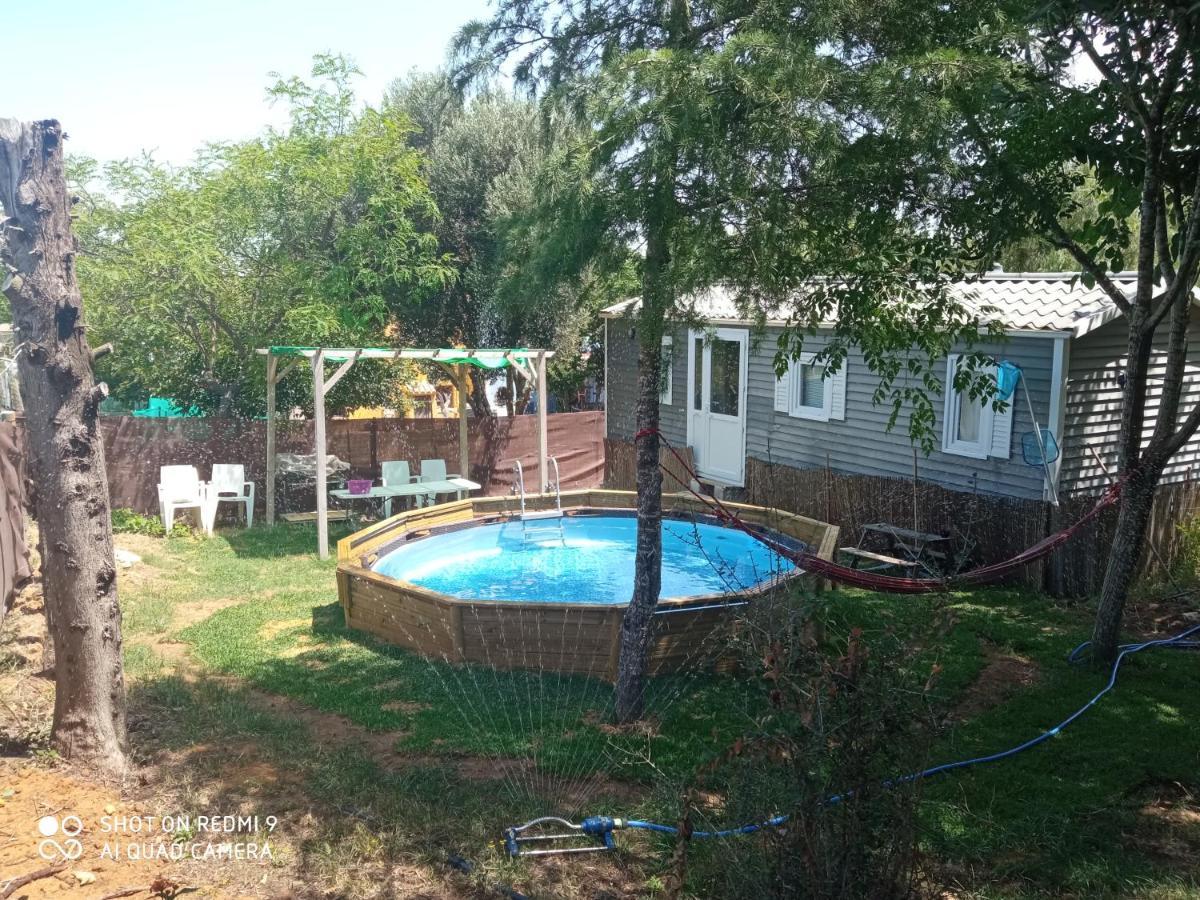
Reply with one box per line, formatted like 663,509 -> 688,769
1156,187 -> 1177,285
1044,217 -> 1134,313
1073,26 -> 1149,129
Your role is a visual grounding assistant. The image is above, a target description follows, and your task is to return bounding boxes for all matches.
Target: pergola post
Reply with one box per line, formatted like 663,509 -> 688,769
456,364 -> 470,480
311,349 -> 329,559
537,351 -> 548,492
265,354 -> 278,526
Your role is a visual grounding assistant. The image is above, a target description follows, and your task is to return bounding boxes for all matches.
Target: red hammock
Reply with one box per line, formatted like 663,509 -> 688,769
634,429 -> 1124,594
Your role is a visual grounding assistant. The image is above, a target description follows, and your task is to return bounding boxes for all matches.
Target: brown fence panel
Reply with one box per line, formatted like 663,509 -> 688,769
102,411 -> 605,516
742,457 -> 1048,590
602,438 -> 696,495
0,422 -> 30,621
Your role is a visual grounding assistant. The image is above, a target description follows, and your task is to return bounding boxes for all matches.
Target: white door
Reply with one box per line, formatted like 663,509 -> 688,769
687,328 -> 748,485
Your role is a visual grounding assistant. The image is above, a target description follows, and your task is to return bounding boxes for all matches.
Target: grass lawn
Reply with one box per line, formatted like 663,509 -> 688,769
111,523 -> 1200,899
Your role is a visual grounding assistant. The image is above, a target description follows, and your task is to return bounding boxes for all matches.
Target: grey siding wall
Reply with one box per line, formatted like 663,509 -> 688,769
605,321 -> 688,446
606,318 -> 1058,500
746,327 -> 1055,500
1060,313 -> 1200,495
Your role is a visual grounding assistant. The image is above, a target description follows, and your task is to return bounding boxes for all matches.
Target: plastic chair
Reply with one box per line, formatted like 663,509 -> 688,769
381,460 -> 417,517
418,458 -> 462,507
158,465 -> 207,534
205,464 -> 255,535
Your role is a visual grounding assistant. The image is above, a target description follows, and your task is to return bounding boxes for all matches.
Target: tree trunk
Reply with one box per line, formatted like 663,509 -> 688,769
614,188 -> 672,723
613,333 -> 664,721
1092,469 -> 1158,662
0,119 -> 128,772
467,369 -> 494,419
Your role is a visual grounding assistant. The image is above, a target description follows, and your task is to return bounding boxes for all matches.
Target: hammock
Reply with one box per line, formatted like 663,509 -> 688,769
634,429 -> 1123,594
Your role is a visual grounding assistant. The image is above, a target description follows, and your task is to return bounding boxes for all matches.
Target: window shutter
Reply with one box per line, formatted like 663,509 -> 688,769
830,367 -> 847,421
942,355 -> 958,450
774,361 -> 792,414
989,395 -> 1014,458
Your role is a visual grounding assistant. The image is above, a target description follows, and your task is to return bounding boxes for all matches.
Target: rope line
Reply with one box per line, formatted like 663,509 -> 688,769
633,427 -> 1125,593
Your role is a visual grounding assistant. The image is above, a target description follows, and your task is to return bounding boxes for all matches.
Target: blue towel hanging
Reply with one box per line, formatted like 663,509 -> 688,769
996,360 -> 1021,401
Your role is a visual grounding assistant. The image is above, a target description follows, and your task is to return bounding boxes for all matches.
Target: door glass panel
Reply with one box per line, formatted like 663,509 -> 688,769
693,337 -> 704,410
709,338 -> 741,417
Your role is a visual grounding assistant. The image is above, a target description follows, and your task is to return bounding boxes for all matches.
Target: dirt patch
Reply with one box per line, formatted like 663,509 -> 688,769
257,618 -> 310,641
123,599 -> 247,676
508,849 -> 648,900
1126,781 -> 1200,868
1,580 -> 46,669
380,700 -> 429,714
245,690 -> 409,764
0,760 -> 179,899
451,755 -> 644,808
597,719 -> 660,738
1125,595 -> 1200,640
951,644 -> 1039,722
0,584 -> 54,753
170,597 -> 244,632
112,534 -> 171,593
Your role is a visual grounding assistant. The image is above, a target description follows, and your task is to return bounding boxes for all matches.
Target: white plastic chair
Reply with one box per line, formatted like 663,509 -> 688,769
381,460 -> 417,517
418,458 -> 462,507
205,464 -> 255,535
158,465 -> 207,534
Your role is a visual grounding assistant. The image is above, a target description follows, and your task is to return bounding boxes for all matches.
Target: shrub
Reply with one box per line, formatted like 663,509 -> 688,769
111,508 -> 189,537
679,590 -> 944,899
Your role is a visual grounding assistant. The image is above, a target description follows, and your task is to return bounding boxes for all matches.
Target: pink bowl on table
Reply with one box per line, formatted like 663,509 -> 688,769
347,479 -> 373,495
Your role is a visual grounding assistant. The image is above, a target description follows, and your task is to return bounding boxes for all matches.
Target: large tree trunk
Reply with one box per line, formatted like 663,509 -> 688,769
0,119 -> 128,772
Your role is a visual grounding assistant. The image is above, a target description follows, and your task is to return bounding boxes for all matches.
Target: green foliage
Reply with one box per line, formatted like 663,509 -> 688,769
74,54 -> 453,416
1167,516 -> 1200,588
454,0 -> 1009,449
111,507 -> 189,538
384,74 -> 632,408
688,593 -> 942,898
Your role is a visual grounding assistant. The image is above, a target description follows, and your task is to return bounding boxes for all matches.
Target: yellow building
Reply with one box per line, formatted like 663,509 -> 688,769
345,376 -> 460,419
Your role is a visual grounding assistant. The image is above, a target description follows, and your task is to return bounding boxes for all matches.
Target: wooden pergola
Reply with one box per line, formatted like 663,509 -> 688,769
257,346 -> 555,558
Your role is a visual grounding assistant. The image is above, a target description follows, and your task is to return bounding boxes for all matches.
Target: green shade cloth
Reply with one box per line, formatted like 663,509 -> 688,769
131,396 -> 201,418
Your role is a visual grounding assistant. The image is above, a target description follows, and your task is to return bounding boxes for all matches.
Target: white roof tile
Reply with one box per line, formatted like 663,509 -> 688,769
601,273 -> 1145,335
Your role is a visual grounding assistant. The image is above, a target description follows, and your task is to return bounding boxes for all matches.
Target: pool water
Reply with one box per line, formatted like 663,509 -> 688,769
371,514 -> 796,603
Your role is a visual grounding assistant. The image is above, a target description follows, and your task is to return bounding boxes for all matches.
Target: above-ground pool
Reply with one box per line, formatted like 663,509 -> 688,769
371,514 -> 795,603
336,490 -> 838,680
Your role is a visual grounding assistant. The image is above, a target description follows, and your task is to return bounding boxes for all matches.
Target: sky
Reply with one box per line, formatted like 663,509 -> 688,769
3,0 -> 492,166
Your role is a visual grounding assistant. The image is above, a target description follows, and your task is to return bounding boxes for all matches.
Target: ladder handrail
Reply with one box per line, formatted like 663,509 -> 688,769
512,460 -> 527,518
518,456 -> 565,544
549,456 -> 562,513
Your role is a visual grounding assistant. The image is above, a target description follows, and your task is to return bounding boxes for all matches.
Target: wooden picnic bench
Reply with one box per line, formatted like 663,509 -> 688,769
281,510 -> 351,524
838,522 -> 950,573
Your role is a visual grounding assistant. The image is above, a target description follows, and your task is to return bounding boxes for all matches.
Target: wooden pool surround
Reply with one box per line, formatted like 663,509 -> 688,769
336,490 -> 840,681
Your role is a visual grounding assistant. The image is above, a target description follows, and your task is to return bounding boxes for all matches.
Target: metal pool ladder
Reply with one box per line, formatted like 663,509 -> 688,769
512,458 -> 564,544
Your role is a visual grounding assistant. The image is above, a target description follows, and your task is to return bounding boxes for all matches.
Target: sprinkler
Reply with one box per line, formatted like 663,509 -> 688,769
503,816 -> 623,857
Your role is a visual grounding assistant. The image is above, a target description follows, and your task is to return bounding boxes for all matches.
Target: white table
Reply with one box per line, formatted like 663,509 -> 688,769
331,477 -> 482,518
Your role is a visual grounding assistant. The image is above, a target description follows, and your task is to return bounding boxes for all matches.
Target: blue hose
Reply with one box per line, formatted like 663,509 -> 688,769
622,620 -> 1200,839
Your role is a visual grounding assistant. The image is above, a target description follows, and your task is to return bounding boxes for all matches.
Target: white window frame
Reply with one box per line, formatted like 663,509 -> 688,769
790,353 -> 834,422
659,336 -> 673,406
942,354 -> 995,459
